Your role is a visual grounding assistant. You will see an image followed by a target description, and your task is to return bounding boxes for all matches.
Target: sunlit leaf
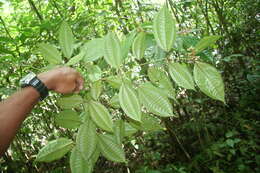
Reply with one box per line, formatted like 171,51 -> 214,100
153,5 -> 177,52
110,94 -> 120,108
55,110 -> 82,129
124,123 -> 138,136
88,65 -> 102,82
140,113 -> 164,131
148,66 -> 176,99
122,30 -> 137,59
38,43 -> 62,64
98,134 -> 126,163
90,147 -> 100,166
154,45 -> 166,60
194,62 -> 225,103
113,120 -> 125,144
104,32 -> 123,68
168,62 -> 195,90
70,148 -> 92,173
181,35 -> 199,49
39,64 -> 58,72
106,76 -> 122,89
81,38 -> 104,62
36,138 -> 73,162
76,116 -> 97,160
194,35 -> 221,53
56,95 -> 83,109
88,100 -> 113,132
59,21 -> 74,58
130,113 -> 164,132
138,82 -> 174,117
90,81 -> 102,100
132,32 -> 147,60
119,81 -> 142,122
66,53 -> 84,66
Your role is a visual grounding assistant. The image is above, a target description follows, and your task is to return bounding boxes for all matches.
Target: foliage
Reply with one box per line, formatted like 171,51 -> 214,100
0,0 -> 259,172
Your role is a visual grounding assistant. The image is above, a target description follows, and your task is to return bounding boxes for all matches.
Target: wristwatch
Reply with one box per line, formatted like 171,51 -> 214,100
19,72 -> 49,101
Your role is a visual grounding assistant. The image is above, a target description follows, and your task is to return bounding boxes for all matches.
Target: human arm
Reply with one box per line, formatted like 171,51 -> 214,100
0,67 -> 84,156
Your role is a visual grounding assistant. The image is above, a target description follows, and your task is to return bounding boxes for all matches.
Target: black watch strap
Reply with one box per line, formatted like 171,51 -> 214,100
22,76 -> 49,101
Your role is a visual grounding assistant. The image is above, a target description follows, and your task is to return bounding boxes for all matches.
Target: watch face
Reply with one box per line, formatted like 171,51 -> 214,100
20,72 -> 36,85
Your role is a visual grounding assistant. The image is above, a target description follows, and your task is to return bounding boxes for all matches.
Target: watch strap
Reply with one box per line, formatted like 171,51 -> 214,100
23,76 -> 49,101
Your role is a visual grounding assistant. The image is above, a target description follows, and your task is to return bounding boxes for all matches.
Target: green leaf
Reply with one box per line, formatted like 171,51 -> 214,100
119,81 -> 142,122
148,66 -> 176,99
193,62 -> 225,103
0,36 -> 14,43
148,66 -> 164,84
36,138 -> 73,162
124,123 -> 138,136
76,116 -> 97,160
140,114 -> 164,131
70,146 -> 100,173
110,94 -> 120,108
181,35 -> 199,49
88,65 -> 102,82
39,64 -> 59,72
88,100 -> 113,132
132,32 -> 147,60
55,110 -> 82,129
59,21 -> 74,58
138,82 -> 174,117
154,45 -> 166,60
106,76 -> 122,89
113,120 -> 125,144
0,46 -> 14,55
194,35 -> 221,53
70,148 -> 92,173
81,38 -> 104,62
168,63 -> 195,90
66,53 -> 84,66
174,36 -> 184,51
56,95 -> 83,109
226,139 -> 235,147
130,113 -> 164,132
128,119 -> 143,131
122,30 -> 137,59
78,111 -> 88,122
90,81 -> 102,100
153,5 -> 177,52
104,32 -> 123,68
98,134 -> 126,163
38,43 -> 62,64
90,147 -> 100,166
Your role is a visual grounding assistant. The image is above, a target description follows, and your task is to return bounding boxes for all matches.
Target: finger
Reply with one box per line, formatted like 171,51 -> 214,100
73,78 -> 84,94
75,72 -> 84,90
73,86 -> 80,93
74,80 -> 81,93
71,82 -> 79,94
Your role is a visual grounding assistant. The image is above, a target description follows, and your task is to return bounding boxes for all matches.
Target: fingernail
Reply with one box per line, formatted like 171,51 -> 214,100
79,85 -> 83,90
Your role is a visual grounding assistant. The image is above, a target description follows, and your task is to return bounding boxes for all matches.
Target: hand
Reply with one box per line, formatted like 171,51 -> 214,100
38,67 -> 84,94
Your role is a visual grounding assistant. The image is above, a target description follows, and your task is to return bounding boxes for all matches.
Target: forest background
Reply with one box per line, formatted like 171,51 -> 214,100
0,0 -> 259,173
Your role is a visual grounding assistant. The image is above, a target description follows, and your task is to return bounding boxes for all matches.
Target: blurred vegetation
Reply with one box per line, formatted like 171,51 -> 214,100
0,0 -> 259,172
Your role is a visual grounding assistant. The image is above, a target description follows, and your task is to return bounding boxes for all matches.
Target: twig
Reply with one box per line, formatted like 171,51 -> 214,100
27,0 -> 43,21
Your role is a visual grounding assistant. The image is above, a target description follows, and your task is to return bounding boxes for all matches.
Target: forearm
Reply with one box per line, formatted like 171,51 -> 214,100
0,87 -> 40,155
0,67 -> 84,156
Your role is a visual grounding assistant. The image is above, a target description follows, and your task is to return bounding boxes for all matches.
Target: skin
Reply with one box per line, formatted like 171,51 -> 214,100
0,67 -> 84,156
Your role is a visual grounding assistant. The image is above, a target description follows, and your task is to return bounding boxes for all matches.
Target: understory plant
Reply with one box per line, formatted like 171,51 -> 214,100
35,5 -> 225,173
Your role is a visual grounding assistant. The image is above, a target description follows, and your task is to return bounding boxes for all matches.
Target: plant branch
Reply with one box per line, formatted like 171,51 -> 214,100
167,0 -> 181,24
0,16 -> 12,39
0,16 -> 21,57
50,0 -> 63,18
27,0 -> 43,21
